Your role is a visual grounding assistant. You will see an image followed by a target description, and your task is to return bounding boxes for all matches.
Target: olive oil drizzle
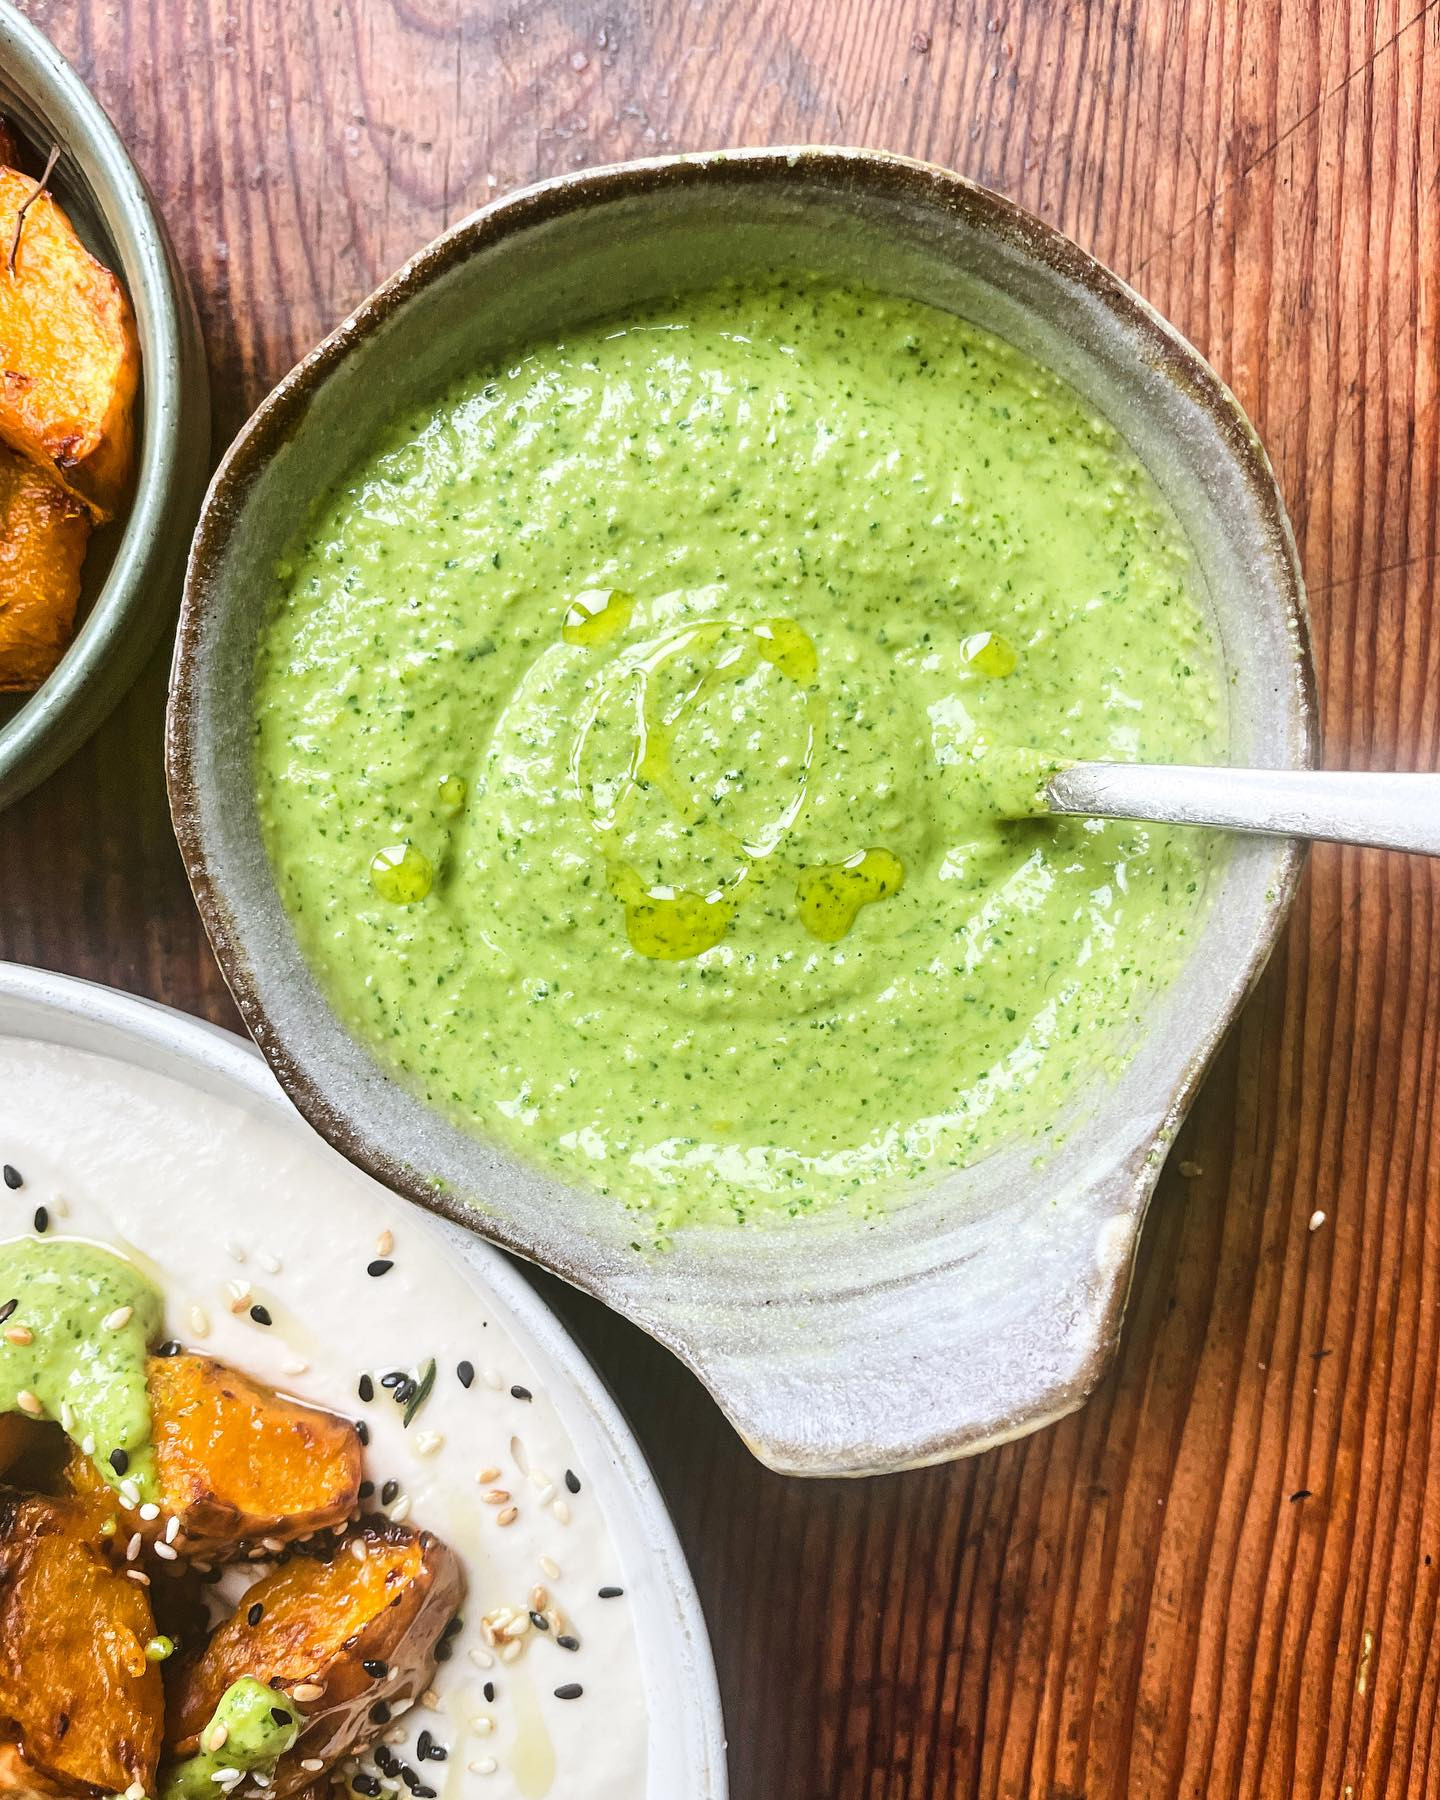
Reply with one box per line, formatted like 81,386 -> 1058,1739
566,597 -> 903,958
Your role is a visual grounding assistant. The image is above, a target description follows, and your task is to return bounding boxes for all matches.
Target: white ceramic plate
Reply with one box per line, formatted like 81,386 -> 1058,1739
0,960 -> 726,1799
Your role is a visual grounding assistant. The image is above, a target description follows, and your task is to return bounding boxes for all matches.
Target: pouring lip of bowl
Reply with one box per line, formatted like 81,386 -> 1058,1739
167,145 -> 1318,1477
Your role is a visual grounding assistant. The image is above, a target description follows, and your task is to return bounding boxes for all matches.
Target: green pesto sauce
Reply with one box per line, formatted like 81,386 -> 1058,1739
159,1679 -> 301,1800
254,279 -> 1226,1232
0,1237 -> 161,1495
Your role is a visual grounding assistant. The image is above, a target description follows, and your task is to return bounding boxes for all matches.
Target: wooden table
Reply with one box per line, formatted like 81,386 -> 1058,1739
4,2 -> 1438,1793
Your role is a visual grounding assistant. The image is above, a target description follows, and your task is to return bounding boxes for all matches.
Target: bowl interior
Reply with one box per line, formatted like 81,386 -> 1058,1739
0,2 -> 209,808
174,151 -> 1315,1474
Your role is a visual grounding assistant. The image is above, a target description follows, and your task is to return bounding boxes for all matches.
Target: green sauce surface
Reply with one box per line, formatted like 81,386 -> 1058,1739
159,1678 -> 301,1800
0,1236 -> 161,1494
255,279 -> 1225,1231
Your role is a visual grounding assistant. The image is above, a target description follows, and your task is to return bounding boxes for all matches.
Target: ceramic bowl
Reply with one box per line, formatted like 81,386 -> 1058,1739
168,148 -> 1317,1477
0,1 -> 210,811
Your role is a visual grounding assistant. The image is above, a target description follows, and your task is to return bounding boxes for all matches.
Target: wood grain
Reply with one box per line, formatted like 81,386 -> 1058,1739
3,1 -> 1439,1793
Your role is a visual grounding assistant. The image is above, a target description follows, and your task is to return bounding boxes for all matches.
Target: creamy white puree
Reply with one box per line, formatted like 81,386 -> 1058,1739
0,1038 -> 649,1799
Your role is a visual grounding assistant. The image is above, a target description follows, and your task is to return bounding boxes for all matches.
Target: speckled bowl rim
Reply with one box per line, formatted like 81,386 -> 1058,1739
0,1 -> 210,811
169,147 -> 1317,1471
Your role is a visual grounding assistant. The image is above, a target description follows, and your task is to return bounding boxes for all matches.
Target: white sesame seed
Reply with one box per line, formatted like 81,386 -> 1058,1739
528,1468 -> 551,1493
252,1774 -> 271,1790
471,1714 -> 494,1736
126,1533 -> 142,1561
188,1303 -> 211,1339
209,1769 -> 239,1785
420,1686 -> 441,1708
80,1433 -> 95,1455
125,1783 -> 146,1800
482,1366 -> 504,1391
202,1722 -> 229,1754
126,1569 -> 150,1586
290,1682 -> 325,1702
551,1498 -> 571,1525
497,1505 -> 518,1527
502,1613 -> 530,1639
389,1697 -> 414,1719
58,1399 -> 74,1433
153,1540 -> 178,1562
350,1538 -> 367,1561
120,1479 -> 141,1507
510,1435 -> 530,1475
414,1430 -> 444,1457
225,1240 -> 247,1263
482,1489 -> 511,1506
299,1762 -> 324,1774
102,1305 -> 134,1331
261,1535 -> 286,1554
539,1556 -> 561,1580
477,1466 -> 501,1485
5,1325 -> 33,1346
226,1279 -> 251,1312
386,1726 -> 406,1745
50,1193 -> 69,1217
468,1646 -> 495,1671
1309,1209 -> 1326,1232
15,1390 -> 42,1417
281,1356 -> 309,1376
375,1229 -> 394,1256
501,1638 -> 522,1663
165,1515 -> 181,1544
257,1251 -> 282,1274
138,1503 -> 160,1522
388,1494 -> 412,1524
470,1758 -> 497,1776
530,1584 -> 549,1610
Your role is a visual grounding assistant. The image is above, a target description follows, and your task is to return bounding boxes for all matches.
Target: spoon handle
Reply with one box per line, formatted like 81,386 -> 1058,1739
1045,765 -> 1440,856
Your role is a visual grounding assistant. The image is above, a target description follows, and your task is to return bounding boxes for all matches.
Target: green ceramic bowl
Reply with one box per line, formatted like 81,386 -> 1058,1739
0,1 -> 209,811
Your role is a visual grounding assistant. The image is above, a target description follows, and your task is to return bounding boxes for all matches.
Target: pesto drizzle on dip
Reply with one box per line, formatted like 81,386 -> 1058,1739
0,1236 -> 161,1494
254,279 -> 1226,1232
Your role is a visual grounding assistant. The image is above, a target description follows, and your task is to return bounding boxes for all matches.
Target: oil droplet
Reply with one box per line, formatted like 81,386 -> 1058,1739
796,848 -> 904,942
753,617 -> 818,686
369,842 -> 434,904
437,774 -> 468,812
609,862 -> 735,960
961,630 -> 1017,678
562,587 -> 635,647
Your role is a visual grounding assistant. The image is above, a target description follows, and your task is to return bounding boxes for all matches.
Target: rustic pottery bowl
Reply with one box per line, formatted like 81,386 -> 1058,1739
168,148 -> 1316,1477
0,1 -> 209,811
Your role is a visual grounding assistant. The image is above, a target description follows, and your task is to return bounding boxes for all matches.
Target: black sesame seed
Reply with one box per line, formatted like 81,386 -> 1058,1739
530,1610 -> 550,1631
381,1479 -> 399,1505
380,1369 -> 404,1389
32,1207 -> 47,1234
370,1699 -> 391,1725
155,1339 -> 182,1358
269,1707 -> 292,1727
456,1359 -> 474,1388
363,1658 -> 388,1678
1290,1488 -> 1313,1502
510,1384 -> 532,1402
358,1480 -> 374,1499
554,1683 -> 583,1700
248,1602 -> 264,1626
0,1299 -> 15,1325
441,1613 -> 463,1639
375,1747 -> 398,1776
356,1420 -> 370,1446
352,1778 -> 381,1798
399,1771 -> 421,1793
564,1469 -> 581,1494
2,1165 -> 21,1189
249,1304 -> 272,1326
416,1731 -> 433,1759
598,1585 -> 624,1599
393,1377 -> 417,1405
434,1639 -> 453,1662
358,1373 -> 375,1402
413,1787 -> 436,1797
483,1681 -> 495,1703
557,1634 -> 580,1651
109,1448 -> 129,1475
426,1745 -> 448,1763
367,1259 -> 394,1278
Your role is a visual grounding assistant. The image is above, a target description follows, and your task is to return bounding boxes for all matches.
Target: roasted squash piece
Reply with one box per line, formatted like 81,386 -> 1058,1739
0,1739 -> 67,1799
67,1353 -> 362,1556
0,165 -> 139,518
167,1519 -> 463,1792
0,444 -> 90,693
0,1490 -> 163,1793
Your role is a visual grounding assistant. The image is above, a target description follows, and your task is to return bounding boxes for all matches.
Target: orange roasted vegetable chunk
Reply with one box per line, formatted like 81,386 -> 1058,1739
0,165 -> 139,518
167,1520 -> 463,1791
0,1490 -> 162,1793
67,1353 -> 362,1556
0,444 -> 89,692
0,1739 -> 68,1799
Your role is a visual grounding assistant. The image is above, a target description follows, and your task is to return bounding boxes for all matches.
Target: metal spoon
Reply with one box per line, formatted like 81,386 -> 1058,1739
1041,764 -> 1440,856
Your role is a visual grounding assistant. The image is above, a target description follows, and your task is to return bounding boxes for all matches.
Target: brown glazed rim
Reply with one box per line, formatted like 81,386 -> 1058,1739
168,147 -> 1317,1410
